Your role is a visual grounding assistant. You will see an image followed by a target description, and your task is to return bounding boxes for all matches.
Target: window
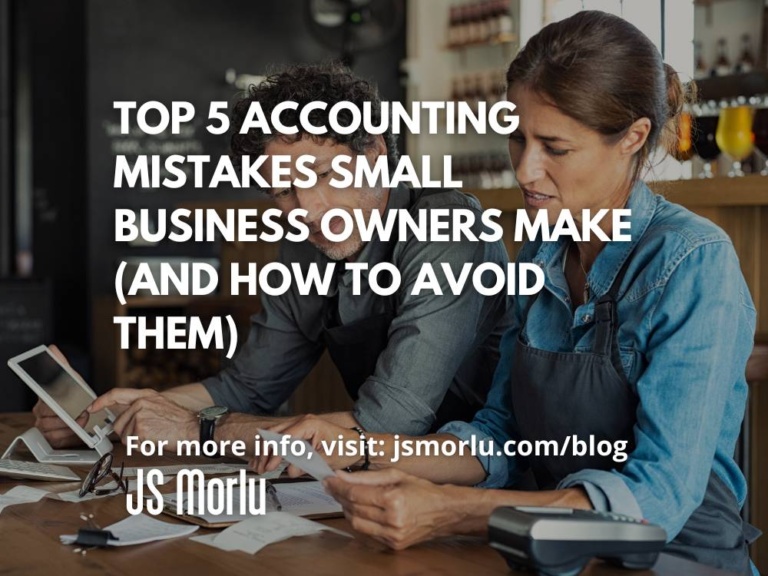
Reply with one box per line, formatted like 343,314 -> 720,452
541,0 -> 694,77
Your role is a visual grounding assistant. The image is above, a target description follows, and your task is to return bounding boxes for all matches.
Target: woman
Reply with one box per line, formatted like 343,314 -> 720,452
255,11 -> 759,574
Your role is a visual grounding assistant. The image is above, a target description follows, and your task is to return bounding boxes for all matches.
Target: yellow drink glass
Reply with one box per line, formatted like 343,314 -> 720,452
715,106 -> 755,177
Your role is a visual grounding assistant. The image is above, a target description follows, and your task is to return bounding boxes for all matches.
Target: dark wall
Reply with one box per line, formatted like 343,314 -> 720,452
18,0 -> 88,354
87,0 -> 406,296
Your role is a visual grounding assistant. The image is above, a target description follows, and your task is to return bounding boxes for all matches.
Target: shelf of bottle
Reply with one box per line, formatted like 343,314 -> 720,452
445,33 -> 517,51
694,70 -> 768,102
469,174 -> 768,210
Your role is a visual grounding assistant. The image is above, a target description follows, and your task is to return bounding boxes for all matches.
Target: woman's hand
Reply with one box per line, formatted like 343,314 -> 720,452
250,415 -> 361,477
324,468 -> 474,550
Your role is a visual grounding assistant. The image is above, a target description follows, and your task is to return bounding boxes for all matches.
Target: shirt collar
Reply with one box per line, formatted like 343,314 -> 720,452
338,184 -> 411,284
531,180 -> 657,299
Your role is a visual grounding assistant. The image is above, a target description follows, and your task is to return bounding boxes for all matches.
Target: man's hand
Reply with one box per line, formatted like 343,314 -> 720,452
32,400 -> 88,448
88,388 -> 197,451
250,415 -> 360,477
324,468 -> 467,550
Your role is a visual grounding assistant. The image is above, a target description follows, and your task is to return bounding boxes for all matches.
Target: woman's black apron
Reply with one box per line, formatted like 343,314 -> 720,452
321,189 -> 476,431
510,251 -> 759,574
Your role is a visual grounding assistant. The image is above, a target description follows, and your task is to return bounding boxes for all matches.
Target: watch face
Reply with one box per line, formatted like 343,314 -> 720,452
199,406 -> 228,419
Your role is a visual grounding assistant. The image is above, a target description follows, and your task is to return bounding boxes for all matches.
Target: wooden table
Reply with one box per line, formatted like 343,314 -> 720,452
0,413 -> 733,576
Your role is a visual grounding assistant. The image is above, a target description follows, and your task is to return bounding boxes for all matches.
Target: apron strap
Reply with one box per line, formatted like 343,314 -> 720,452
592,250 -> 635,369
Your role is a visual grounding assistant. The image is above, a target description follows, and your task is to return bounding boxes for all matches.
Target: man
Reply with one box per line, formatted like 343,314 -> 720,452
35,62 -> 512,451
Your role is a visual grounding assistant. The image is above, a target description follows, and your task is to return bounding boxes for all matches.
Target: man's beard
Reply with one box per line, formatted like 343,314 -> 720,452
311,231 -> 364,261
309,195 -> 382,260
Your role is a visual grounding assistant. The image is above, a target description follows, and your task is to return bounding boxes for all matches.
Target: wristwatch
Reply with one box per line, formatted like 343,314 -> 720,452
198,406 -> 228,455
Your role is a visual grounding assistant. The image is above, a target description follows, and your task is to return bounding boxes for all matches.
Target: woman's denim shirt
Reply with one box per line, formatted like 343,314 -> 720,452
441,181 -> 756,545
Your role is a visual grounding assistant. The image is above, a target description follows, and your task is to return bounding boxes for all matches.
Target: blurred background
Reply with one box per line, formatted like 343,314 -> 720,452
0,0 -> 767,568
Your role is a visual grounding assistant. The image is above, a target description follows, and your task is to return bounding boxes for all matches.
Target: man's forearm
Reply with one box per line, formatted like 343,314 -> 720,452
160,383 -> 214,411
317,411 -> 358,428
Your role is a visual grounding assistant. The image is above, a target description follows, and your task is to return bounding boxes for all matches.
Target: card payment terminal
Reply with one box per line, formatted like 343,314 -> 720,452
488,506 -> 666,576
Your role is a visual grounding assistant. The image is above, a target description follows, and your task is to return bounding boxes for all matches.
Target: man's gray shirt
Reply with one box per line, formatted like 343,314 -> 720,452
201,185 -> 513,435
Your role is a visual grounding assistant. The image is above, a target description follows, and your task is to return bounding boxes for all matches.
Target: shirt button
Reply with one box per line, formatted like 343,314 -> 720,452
582,314 -> 592,323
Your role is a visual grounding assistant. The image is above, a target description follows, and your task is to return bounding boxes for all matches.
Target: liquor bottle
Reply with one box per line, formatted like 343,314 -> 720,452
447,6 -> 459,48
484,71 -> 499,107
464,74 -> 479,113
450,76 -> 464,104
497,0 -> 513,38
490,154 -> 505,188
736,34 -> 755,73
466,3 -> 479,45
487,0 -> 500,40
694,41 -> 708,80
500,154 -> 515,188
456,5 -> 469,47
477,1 -> 491,44
714,38 -> 732,76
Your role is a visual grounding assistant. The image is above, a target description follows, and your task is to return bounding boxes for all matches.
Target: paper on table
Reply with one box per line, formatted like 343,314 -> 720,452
257,429 -> 334,481
0,473 -> 174,507
163,480 -> 341,524
0,485 -> 49,513
49,476 -> 173,503
60,514 -> 198,546
190,511 -> 349,554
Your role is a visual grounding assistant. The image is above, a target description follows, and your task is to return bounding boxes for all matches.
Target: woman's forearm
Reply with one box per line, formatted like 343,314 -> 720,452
439,485 -> 593,537
366,433 -> 488,485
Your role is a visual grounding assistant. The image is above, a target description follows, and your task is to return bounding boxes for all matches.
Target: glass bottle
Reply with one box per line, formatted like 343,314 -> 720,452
714,38 -> 732,76
447,6 -> 459,48
694,41 -> 708,80
487,0 -> 500,40
736,34 -> 755,74
498,0 -> 513,38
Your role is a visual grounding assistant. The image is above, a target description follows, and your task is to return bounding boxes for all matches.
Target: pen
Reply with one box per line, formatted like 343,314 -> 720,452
266,481 -> 282,511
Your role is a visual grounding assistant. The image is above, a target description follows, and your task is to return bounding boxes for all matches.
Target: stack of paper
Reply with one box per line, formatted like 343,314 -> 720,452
257,429 -> 335,480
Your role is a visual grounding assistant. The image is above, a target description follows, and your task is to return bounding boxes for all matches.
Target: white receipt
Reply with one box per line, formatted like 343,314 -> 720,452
190,511 -> 349,554
0,486 -> 49,513
60,514 -> 198,546
274,482 -> 341,517
257,429 -> 334,481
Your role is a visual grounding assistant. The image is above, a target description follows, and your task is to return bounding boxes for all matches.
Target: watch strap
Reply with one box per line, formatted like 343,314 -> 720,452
200,416 -> 218,457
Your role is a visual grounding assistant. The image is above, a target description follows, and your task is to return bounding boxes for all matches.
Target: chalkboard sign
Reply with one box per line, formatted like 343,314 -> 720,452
0,279 -> 52,411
